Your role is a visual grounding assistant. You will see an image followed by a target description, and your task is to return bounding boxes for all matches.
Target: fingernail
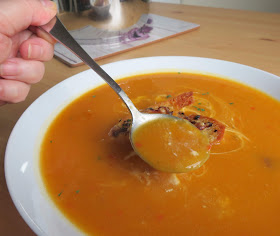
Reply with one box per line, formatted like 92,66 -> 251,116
7,85 -> 19,98
40,0 -> 57,10
28,44 -> 43,59
0,61 -> 19,76
0,82 -> 18,99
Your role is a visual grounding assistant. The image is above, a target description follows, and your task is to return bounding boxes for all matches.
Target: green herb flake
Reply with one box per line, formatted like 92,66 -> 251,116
92,95 -> 96,98
76,190 -> 80,194
178,72 -> 181,74
50,140 -> 53,143
97,156 -> 102,160
58,191 -> 63,197
193,106 -> 205,112
127,119 -> 132,122
198,103 -> 202,105
166,95 -> 172,98
202,92 -> 209,95
229,102 -> 234,105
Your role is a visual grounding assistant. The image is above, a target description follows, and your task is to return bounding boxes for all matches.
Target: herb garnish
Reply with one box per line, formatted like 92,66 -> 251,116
166,95 -> 172,98
50,140 -> 53,143
92,95 -> 96,98
202,92 -> 209,95
76,190 -> 80,194
193,106 -> 205,111
229,102 -> 234,105
58,191 -> 63,197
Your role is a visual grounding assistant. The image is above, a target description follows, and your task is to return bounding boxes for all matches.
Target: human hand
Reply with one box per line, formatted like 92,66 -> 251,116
0,0 -> 57,106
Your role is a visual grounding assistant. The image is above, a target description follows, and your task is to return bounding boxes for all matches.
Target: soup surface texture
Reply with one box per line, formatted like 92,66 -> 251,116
41,73 -> 280,236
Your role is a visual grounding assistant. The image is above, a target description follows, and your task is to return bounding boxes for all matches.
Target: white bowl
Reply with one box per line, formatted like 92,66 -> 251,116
5,56 -> 280,235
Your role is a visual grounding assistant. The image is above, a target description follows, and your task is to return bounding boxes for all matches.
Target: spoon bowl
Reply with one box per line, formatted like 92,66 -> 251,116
131,113 -> 210,172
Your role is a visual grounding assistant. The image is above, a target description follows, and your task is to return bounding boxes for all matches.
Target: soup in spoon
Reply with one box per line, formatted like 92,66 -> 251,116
131,116 -> 210,172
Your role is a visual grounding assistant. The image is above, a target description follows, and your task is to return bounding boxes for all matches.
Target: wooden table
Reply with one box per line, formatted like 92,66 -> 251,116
0,3 -> 279,235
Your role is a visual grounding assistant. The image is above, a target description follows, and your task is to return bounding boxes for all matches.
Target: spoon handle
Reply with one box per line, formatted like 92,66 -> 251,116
38,16 -> 140,117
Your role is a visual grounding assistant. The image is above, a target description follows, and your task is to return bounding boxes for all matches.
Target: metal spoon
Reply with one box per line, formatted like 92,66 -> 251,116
34,16 -> 210,173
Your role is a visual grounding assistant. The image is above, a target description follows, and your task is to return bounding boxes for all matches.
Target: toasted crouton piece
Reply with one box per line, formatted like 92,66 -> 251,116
184,114 -> 225,145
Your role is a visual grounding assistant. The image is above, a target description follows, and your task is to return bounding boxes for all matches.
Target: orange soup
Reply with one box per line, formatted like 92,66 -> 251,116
40,73 -> 280,235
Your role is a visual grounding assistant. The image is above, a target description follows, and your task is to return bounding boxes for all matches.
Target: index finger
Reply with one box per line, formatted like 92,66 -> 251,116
0,0 -> 57,37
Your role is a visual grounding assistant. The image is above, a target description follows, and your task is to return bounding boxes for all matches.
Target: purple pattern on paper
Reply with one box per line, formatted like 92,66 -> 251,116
119,18 -> 153,43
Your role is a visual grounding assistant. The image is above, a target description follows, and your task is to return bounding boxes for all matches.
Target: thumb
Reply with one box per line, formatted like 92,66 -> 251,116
0,0 -> 57,37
